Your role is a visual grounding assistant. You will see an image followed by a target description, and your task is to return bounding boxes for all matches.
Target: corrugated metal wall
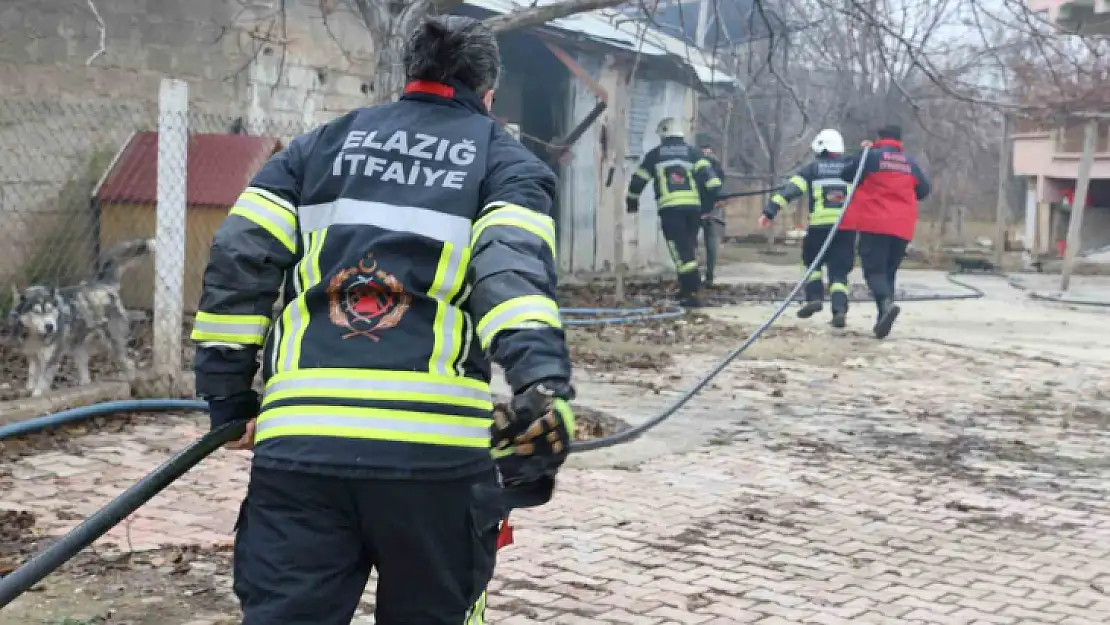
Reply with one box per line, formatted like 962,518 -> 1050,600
558,52 -> 696,277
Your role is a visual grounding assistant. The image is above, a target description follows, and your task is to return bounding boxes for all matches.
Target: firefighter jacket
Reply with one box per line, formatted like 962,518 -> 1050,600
191,80 -> 572,479
763,154 -> 854,228
838,139 -> 931,241
627,137 -> 722,210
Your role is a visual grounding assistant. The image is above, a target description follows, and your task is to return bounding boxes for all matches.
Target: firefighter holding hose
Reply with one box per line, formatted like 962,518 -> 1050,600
759,129 -> 857,328
627,118 -> 723,307
190,15 -> 575,624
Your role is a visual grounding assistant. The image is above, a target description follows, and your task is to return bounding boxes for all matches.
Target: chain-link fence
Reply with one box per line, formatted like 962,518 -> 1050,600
0,81 -> 310,406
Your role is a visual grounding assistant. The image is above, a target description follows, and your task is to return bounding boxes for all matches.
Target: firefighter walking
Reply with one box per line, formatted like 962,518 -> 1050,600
626,118 -> 723,307
759,129 -> 857,328
697,139 -> 726,287
838,125 -> 932,338
191,16 -> 575,625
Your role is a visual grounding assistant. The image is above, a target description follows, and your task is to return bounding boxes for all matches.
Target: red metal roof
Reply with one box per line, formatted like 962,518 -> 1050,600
96,132 -> 280,207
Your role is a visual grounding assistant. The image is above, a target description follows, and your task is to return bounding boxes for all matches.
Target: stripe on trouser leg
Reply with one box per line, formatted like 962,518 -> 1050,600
829,282 -> 849,294
804,265 -> 823,282
464,591 -> 487,624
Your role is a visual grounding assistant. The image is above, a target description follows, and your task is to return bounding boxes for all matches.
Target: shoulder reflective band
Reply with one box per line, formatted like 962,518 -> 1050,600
230,190 -> 298,253
262,368 -> 492,410
255,404 -> 492,448
472,203 -> 556,259
190,312 -> 271,346
476,295 -> 562,351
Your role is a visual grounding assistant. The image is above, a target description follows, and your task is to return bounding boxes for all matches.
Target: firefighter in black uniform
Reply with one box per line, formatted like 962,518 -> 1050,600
697,138 -> 725,287
759,128 -> 856,328
191,16 -> 575,625
626,118 -> 722,307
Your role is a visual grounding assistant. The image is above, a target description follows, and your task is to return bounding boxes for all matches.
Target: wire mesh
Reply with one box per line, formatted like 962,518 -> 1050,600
0,96 -> 310,406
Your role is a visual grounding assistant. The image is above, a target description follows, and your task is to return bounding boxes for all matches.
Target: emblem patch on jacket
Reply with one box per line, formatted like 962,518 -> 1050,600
327,254 -> 410,341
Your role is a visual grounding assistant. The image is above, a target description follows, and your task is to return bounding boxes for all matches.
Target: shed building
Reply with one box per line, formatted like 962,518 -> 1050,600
94,132 -> 280,311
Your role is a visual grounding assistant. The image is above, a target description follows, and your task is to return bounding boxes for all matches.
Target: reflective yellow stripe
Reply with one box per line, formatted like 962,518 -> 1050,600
466,591 -> 488,625
829,282 -> 849,293
634,168 -> 651,180
810,207 -> 841,226
190,312 -> 270,345
706,177 -> 722,188
278,229 -> 325,372
263,368 -> 491,409
429,242 -> 470,376
476,295 -> 562,351
789,175 -> 808,194
771,194 -> 789,208
659,190 -> 700,208
255,404 -> 492,447
806,268 -> 823,282
677,261 -> 698,274
472,203 -> 556,259
694,158 -> 713,171
245,186 -> 295,213
229,191 -> 297,253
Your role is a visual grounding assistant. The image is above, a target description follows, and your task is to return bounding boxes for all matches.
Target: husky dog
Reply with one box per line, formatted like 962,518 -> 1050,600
8,239 -> 154,397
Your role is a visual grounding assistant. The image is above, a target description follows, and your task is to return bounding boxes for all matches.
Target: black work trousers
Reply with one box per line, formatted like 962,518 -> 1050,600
233,465 -> 502,625
660,206 -> 702,298
857,232 -> 909,310
802,227 -> 857,313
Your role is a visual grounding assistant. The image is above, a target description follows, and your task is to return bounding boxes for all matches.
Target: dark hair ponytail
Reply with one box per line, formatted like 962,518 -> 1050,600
403,16 -> 500,93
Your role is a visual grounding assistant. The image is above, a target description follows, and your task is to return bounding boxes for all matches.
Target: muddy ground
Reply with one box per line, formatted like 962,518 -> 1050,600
4,267 -> 1109,623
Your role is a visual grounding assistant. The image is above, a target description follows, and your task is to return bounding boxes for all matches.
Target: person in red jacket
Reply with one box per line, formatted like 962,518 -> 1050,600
838,125 -> 931,339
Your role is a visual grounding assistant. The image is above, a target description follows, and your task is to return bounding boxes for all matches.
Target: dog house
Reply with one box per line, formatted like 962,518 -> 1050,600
94,132 -> 281,312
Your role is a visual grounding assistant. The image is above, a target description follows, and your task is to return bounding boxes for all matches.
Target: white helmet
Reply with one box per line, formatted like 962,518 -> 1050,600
811,128 -> 845,155
656,117 -> 684,139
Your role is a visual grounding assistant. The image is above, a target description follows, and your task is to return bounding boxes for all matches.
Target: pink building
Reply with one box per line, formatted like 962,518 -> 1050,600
1011,1 -> 1110,259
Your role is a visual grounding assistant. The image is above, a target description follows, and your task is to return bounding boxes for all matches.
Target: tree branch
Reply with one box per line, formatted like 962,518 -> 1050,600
84,0 -> 107,65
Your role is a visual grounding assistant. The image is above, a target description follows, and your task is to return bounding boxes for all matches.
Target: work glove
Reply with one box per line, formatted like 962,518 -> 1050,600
207,390 -> 261,431
626,198 -> 639,214
490,380 -> 576,509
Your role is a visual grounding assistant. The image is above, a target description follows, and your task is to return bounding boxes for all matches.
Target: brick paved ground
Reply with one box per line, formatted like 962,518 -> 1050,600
6,271 -> 1110,624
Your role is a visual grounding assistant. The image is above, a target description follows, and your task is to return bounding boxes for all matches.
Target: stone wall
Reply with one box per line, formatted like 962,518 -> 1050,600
0,0 -> 376,284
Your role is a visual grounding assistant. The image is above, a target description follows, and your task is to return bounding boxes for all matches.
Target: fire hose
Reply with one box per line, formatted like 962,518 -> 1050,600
1,145 -> 1098,607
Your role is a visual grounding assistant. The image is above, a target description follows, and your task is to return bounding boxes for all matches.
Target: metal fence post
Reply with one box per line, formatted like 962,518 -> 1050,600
154,78 -> 188,388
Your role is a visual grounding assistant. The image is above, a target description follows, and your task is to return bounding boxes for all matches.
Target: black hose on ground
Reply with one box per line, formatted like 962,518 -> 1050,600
0,421 -> 246,609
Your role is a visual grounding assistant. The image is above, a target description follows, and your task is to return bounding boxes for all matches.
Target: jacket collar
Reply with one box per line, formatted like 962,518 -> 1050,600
400,80 -> 489,116
874,138 -> 903,150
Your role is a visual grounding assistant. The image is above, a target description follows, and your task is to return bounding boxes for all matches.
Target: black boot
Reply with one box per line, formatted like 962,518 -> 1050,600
830,310 -> 846,328
796,301 -> 823,319
873,298 -> 901,339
